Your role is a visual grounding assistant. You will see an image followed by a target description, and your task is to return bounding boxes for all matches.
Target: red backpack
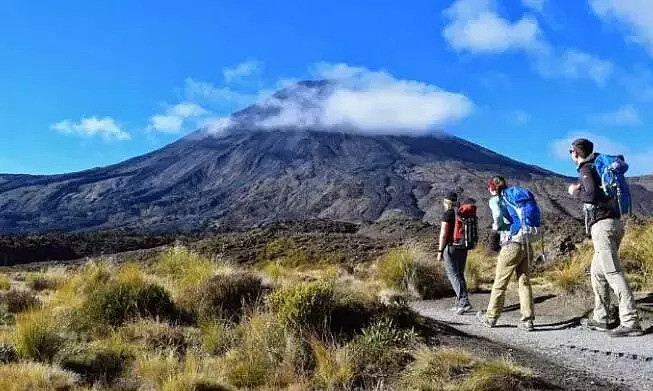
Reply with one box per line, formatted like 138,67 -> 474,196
453,199 -> 478,250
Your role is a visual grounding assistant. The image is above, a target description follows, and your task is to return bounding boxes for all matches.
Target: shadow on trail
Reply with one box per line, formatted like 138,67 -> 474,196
501,294 -> 557,313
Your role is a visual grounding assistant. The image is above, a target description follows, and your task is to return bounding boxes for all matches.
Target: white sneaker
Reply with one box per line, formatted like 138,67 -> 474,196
457,304 -> 473,315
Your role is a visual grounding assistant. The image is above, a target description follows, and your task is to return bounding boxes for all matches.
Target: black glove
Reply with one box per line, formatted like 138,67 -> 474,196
488,231 -> 501,253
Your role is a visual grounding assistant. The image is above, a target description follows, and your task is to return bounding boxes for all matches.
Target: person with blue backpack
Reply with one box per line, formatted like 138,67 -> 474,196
568,138 -> 643,337
476,176 -> 538,331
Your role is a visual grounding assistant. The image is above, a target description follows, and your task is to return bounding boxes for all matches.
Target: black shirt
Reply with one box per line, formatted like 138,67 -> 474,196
577,153 -> 619,226
441,209 -> 455,244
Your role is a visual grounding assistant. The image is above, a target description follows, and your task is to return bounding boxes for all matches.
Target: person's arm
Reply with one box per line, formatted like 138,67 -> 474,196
438,222 -> 450,255
577,165 -> 597,203
488,197 -> 502,230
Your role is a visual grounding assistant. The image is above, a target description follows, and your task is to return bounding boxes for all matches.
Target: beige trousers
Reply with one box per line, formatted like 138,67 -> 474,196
486,242 -> 535,322
590,218 -> 639,328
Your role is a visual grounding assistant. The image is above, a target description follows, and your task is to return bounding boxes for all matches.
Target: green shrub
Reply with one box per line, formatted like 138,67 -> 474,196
83,281 -> 175,326
179,272 -> 265,322
1,289 -> 39,313
59,343 -> 133,385
267,281 -> 335,331
13,309 -> 64,362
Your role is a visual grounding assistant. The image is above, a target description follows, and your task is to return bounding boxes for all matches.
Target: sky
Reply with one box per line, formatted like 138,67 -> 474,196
1,0 -> 652,176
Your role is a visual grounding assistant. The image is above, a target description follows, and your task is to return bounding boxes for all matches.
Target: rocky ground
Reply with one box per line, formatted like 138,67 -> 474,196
413,290 -> 653,391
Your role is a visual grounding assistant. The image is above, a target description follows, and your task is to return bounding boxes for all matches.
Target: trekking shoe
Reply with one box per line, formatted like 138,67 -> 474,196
609,325 -> 644,338
457,304 -> 473,315
476,312 -> 496,328
585,319 -> 610,332
449,306 -> 460,312
518,320 -> 534,332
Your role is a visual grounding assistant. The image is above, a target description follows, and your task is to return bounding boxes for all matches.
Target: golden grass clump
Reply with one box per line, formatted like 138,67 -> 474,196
544,242 -> 592,294
621,223 -> 653,290
376,244 -> 451,299
0,273 -> 11,290
12,308 -> 65,362
459,358 -> 533,391
0,362 -> 79,391
465,249 -> 497,292
400,348 -> 474,390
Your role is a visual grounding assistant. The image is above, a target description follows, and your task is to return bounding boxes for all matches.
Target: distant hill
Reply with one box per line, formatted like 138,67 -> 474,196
1,81 -> 652,233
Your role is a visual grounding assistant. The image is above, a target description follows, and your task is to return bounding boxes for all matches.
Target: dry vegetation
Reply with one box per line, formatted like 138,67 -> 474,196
0,242 -> 538,391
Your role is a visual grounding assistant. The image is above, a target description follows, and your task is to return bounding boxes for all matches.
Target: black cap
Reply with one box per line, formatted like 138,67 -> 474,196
444,191 -> 458,202
571,138 -> 594,158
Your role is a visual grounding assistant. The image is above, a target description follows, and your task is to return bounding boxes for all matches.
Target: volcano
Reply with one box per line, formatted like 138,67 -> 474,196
1,81 -> 652,233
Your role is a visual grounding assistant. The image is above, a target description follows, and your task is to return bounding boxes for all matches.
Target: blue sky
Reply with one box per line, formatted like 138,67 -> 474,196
1,0 -> 652,176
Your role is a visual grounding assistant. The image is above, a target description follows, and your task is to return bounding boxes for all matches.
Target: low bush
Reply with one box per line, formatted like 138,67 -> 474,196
13,309 -> 64,362
83,281 -> 175,326
267,281 -> 335,331
410,260 -> 453,299
377,247 -> 415,290
311,339 -> 355,390
201,321 -> 236,355
0,362 -> 79,391
25,270 -> 63,292
59,340 -> 133,385
156,246 -> 218,291
121,320 -> 196,354
1,289 -> 39,313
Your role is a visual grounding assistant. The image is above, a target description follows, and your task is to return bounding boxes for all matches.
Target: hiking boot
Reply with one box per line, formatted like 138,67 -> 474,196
449,306 -> 460,312
585,319 -> 616,332
476,311 -> 496,328
518,320 -> 534,332
457,304 -> 473,315
609,325 -> 644,338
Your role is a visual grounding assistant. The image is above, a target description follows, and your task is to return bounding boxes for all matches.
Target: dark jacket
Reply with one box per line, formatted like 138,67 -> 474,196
577,153 -> 619,228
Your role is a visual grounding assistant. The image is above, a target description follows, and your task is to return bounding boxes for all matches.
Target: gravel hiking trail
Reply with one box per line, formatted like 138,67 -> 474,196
412,291 -> 653,391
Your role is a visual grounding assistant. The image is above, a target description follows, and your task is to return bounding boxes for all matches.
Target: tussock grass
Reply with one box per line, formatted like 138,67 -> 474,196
311,339 -> 355,390
460,358 -> 533,391
0,273 -> 10,290
465,249 -> 497,292
201,321 -> 236,355
155,246 -> 221,291
0,362 -> 79,391
59,333 -> 133,385
376,244 -> 451,299
400,348 -> 474,390
544,243 -> 592,294
621,223 -> 653,290
13,309 -> 64,361
25,267 -> 68,292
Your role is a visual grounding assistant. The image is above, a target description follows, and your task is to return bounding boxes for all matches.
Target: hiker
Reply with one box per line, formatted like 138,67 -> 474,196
568,138 -> 643,337
437,191 -> 473,315
477,176 -> 536,331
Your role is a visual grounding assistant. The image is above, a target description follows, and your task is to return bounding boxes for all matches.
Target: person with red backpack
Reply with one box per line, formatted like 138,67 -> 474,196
437,191 -> 476,315
477,176 -> 537,331
568,138 -> 642,337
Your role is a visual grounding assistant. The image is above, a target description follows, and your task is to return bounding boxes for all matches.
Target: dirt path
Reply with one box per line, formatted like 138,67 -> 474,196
412,292 -> 653,391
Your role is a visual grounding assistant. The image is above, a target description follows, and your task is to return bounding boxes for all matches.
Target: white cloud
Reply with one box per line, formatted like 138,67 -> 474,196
442,1 -> 613,86
590,0 -> 653,56
184,78 -> 257,107
254,63 -> 474,133
148,102 -> 208,133
51,117 -> 130,141
521,0 -> 546,12
443,0 -> 544,54
589,104 -> 642,126
535,49 -> 614,86
551,131 -> 653,174
222,60 -> 263,84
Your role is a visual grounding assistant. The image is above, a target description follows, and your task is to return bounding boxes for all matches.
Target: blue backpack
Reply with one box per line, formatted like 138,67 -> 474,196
501,186 -> 541,238
592,154 -> 632,216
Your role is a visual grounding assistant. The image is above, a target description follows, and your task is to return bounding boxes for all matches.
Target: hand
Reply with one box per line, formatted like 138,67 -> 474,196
568,183 -> 581,196
436,252 -> 443,262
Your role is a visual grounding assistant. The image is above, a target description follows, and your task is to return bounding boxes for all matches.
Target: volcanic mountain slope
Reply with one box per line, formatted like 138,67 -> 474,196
1,81 -> 652,233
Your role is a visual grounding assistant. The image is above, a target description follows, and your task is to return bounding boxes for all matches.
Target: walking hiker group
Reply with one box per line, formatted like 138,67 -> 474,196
437,137 -> 644,338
